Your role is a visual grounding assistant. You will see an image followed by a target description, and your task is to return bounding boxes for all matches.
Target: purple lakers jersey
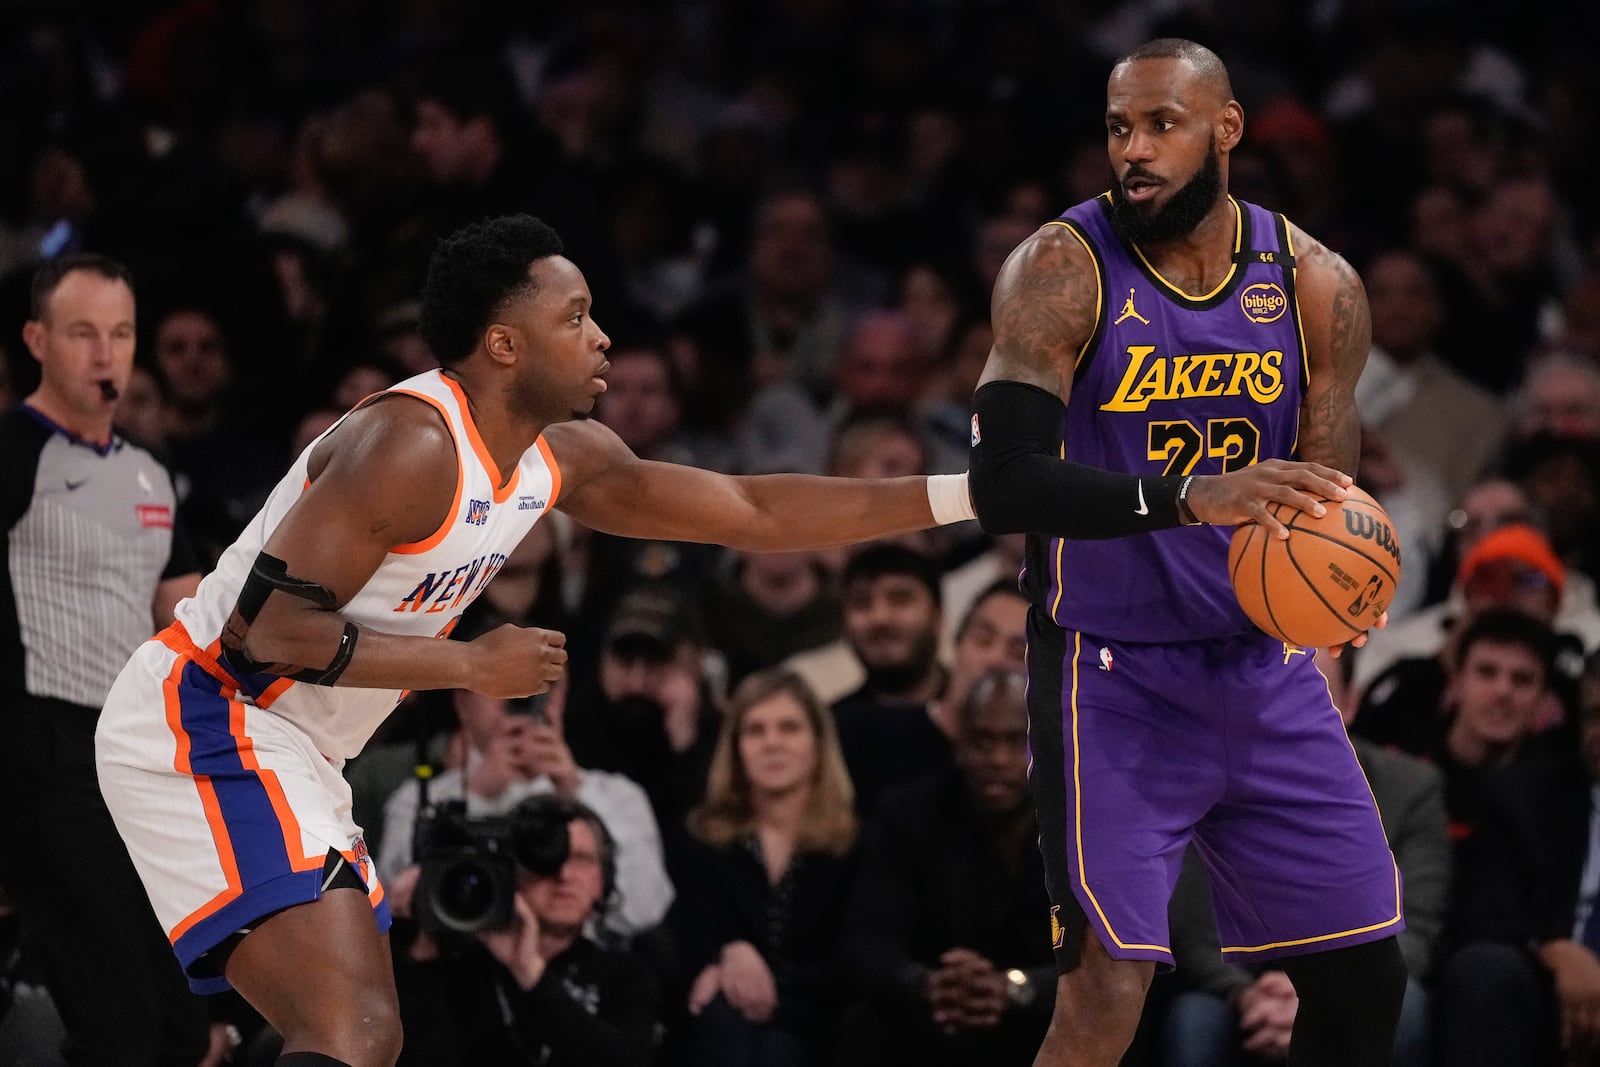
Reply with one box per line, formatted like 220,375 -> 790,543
1026,195 -> 1307,642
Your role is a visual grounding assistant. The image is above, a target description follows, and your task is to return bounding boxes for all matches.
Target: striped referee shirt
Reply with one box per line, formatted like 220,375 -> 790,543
0,405 -> 196,709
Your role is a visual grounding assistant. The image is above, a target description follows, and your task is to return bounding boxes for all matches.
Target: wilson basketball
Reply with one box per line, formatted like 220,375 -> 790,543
1227,484 -> 1402,647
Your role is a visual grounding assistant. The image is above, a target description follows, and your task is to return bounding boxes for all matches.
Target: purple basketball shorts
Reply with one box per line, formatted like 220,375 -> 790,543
1025,608 -> 1402,972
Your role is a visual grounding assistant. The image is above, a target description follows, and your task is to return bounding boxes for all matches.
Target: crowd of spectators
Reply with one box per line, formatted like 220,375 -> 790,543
5,1 -> 1600,1064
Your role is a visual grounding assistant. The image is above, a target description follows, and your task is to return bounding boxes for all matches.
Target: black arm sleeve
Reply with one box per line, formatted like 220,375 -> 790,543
968,379 -> 1191,538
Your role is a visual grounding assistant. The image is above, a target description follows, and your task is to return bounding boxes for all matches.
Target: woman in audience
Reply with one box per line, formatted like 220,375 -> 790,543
668,669 -> 860,1067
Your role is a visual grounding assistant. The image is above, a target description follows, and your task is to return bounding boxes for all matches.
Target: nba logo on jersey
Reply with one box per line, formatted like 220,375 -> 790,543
1098,646 -> 1114,671
971,413 -> 981,446
465,499 -> 491,525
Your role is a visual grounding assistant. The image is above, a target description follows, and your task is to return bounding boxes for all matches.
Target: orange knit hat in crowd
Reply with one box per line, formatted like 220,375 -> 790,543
1457,523 -> 1567,600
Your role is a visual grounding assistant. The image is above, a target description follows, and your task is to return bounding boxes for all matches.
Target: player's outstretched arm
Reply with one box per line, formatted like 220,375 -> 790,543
544,420 -> 963,551
219,396 -> 565,698
968,225 -> 1350,540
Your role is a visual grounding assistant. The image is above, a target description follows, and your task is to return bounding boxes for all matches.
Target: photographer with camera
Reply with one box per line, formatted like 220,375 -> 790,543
395,795 -> 661,1066
380,673 -> 673,938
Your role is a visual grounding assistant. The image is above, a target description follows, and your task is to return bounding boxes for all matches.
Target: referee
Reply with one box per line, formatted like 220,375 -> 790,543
0,255 -> 210,1065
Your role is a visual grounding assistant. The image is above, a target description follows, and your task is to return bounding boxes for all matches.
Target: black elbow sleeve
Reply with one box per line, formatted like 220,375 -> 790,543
968,380 -> 1188,539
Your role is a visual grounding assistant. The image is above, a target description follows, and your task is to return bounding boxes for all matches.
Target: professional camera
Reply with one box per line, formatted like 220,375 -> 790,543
413,797 -> 571,935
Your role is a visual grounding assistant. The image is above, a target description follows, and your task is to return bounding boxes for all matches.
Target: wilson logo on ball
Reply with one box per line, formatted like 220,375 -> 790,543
1342,510 -> 1401,564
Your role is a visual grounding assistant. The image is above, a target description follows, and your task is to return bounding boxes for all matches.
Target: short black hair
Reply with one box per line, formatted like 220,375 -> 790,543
30,254 -> 134,319
1118,38 -> 1234,100
841,543 -> 943,606
1453,608 -> 1558,687
418,214 -> 564,365
956,577 -> 1026,642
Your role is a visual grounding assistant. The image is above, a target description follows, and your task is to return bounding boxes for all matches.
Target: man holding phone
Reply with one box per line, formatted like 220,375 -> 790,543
378,673 -> 674,938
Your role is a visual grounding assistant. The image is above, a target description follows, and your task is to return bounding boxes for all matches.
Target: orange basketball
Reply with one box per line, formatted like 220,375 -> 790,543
1227,484 -> 1402,647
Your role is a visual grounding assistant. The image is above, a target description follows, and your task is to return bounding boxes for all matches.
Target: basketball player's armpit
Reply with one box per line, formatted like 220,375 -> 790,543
969,380 -> 1186,538
218,551 -> 358,684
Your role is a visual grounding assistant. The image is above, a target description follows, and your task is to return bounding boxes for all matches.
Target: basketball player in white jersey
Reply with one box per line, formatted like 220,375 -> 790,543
94,215 -> 983,1067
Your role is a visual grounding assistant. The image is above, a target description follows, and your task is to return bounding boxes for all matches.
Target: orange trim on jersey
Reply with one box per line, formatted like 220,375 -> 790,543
385,386 -> 467,553
342,846 -> 387,910
440,374 -> 521,504
253,675 -> 296,709
159,622 -> 239,690
535,434 -> 562,510
157,619 -> 299,719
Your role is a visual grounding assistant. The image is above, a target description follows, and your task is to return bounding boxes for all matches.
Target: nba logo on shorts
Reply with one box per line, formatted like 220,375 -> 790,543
1099,646 -> 1113,671
971,413 -> 981,446
465,499 -> 491,525
1049,904 -> 1064,949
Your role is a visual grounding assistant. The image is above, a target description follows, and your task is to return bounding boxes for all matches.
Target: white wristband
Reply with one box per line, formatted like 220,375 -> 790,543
927,472 -> 977,526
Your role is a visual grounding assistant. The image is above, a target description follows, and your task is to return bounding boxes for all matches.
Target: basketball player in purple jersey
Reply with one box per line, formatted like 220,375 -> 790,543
967,40 -> 1404,1067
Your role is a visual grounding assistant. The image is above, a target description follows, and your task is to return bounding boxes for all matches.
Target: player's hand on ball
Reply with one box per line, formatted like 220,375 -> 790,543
1325,609 -> 1388,659
467,624 -> 568,698
1189,459 -> 1352,538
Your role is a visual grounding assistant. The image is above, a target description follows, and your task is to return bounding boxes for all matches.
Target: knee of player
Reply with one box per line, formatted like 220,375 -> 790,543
357,998 -> 405,1067
303,991 -> 403,1067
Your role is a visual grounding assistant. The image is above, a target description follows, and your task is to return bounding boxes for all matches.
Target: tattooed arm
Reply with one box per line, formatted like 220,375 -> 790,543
967,224 -> 1349,537
977,222 -> 1100,400
1292,228 -> 1371,473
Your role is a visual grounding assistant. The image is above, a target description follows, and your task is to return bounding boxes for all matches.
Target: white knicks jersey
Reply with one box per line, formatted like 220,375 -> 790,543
173,370 -> 559,760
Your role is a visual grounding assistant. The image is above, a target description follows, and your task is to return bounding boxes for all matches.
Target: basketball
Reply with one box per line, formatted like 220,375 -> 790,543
1227,484 -> 1402,647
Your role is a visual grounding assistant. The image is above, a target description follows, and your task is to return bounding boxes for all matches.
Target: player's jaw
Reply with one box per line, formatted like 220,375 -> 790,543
569,356 -> 610,420
1108,135 -> 1223,245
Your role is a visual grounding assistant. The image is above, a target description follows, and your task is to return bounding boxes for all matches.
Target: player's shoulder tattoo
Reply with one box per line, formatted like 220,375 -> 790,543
990,224 -> 1100,387
1321,250 -> 1371,383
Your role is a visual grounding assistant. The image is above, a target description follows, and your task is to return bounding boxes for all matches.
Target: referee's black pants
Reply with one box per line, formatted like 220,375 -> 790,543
0,694 -> 210,1067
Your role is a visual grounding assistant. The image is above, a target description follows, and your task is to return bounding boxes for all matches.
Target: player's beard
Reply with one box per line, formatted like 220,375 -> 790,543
1109,135 -> 1223,246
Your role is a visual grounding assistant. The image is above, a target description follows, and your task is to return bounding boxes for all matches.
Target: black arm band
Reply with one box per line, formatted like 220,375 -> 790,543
290,621 -> 358,686
220,551 -> 357,685
968,379 -> 1188,539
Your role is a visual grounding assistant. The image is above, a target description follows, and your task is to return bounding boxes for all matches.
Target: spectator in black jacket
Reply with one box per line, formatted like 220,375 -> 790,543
1434,651 -> 1600,1066
838,666 -> 1054,1067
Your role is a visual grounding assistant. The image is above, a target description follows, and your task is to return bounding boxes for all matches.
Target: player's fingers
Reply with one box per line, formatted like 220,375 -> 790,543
1265,485 -> 1330,519
1287,470 -> 1350,502
1308,461 -> 1352,486
1248,502 -> 1292,540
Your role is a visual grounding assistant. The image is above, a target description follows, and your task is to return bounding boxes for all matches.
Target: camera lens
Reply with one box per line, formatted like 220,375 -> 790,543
432,857 -> 498,931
